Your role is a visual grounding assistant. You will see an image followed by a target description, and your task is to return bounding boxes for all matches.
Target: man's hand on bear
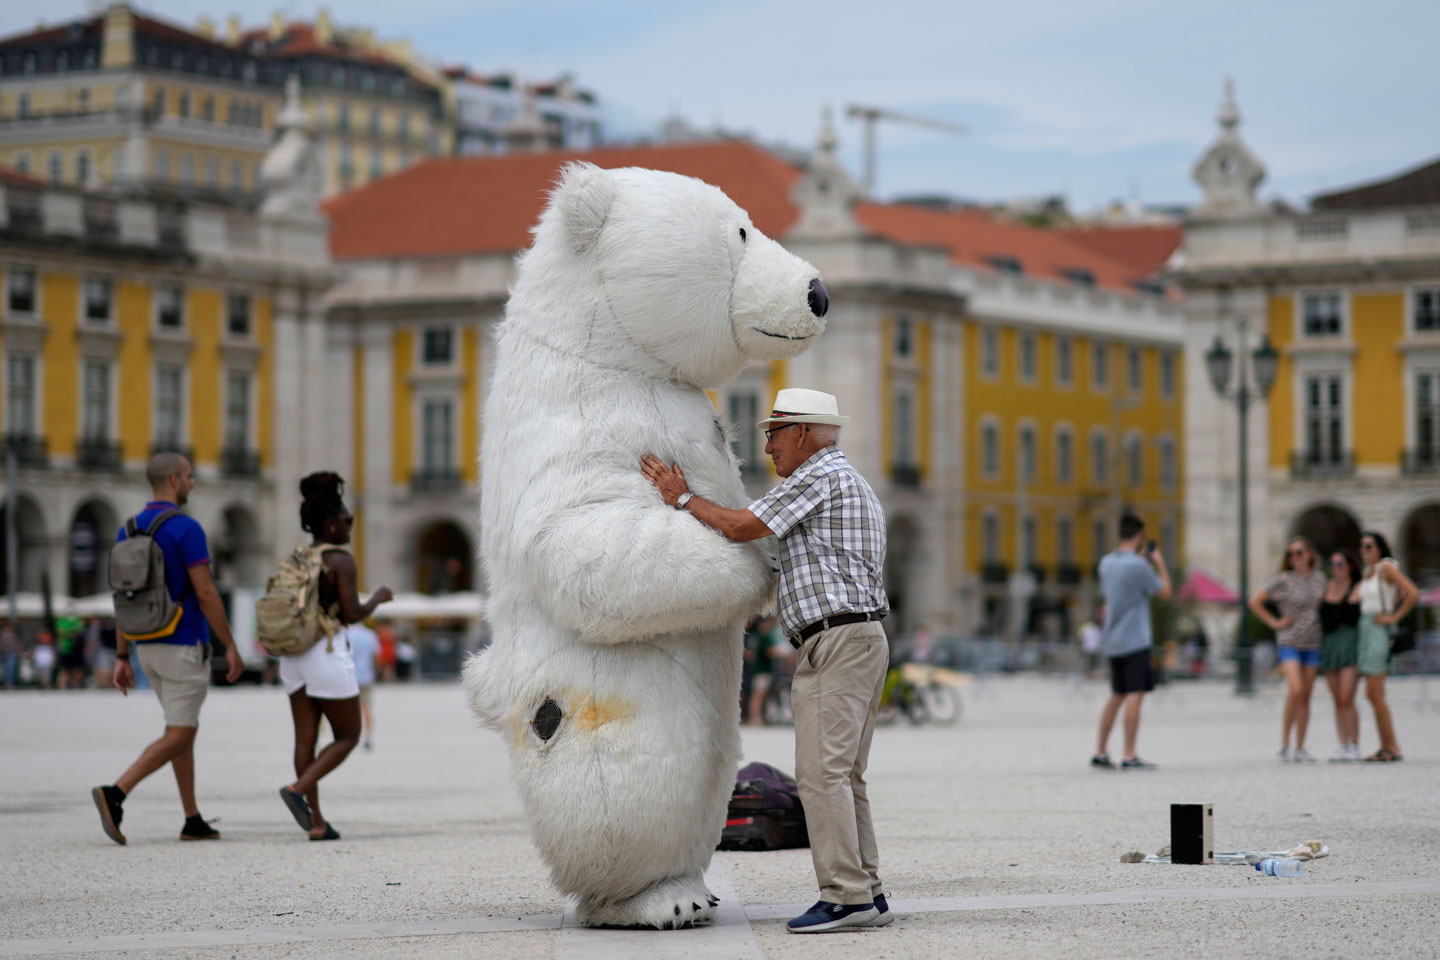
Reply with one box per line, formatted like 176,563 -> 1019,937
640,455 -> 689,507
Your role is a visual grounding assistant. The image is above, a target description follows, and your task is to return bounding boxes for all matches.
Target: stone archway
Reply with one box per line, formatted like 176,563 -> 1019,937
1290,503 -> 1362,561
1400,502 -> 1440,586
0,494 -> 49,593
415,520 -> 473,594
68,498 -> 119,597
214,503 -> 265,589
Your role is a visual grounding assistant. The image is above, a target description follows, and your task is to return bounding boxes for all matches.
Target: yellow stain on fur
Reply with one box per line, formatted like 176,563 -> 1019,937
572,695 -> 631,731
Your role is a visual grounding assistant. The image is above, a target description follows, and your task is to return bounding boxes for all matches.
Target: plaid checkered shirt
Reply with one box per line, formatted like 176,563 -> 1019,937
748,446 -> 889,638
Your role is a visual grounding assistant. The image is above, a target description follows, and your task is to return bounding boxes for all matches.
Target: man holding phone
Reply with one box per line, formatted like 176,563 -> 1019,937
1092,513 -> 1171,769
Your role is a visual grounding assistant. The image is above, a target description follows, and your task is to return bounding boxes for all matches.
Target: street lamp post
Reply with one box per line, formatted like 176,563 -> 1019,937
1205,316 -> 1279,695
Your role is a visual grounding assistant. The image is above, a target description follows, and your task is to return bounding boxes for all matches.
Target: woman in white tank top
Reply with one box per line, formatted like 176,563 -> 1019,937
1348,531 -> 1419,762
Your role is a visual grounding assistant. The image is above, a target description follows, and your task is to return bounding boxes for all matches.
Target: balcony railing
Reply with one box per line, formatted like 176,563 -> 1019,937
1,433 -> 48,467
220,447 -> 261,478
1401,448 -> 1440,476
1290,449 -> 1355,479
150,443 -> 194,463
890,463 -> 922,488
1025,563 -> 1048,584
411,467 -> 463,491
980,562 -> 1009,586
76,438 -> 123,471
1056,563 -> 1083,586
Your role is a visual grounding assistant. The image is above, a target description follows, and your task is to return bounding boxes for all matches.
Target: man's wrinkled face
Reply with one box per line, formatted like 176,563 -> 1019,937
764,422 -> 808,478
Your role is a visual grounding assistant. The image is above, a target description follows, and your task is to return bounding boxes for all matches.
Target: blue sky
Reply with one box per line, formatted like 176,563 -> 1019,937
7,0 -> 1437,211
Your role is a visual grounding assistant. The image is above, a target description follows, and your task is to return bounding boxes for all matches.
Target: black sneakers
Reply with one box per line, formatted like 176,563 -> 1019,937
1090,754 -> 1116,769
863,893 -> 896,927
180,815 -> 221,841
91,785 -> 126,845
787,900 -> 879,933
1121,756 -> 1158,769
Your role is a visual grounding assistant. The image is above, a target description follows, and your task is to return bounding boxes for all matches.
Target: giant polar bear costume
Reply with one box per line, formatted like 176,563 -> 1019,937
463,162 -> 827,928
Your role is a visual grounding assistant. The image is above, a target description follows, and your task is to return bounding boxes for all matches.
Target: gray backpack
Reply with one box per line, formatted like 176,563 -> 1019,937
110,510 -> 183,638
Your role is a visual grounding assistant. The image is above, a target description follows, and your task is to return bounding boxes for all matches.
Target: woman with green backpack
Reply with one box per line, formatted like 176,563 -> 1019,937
272,472 -> 392,840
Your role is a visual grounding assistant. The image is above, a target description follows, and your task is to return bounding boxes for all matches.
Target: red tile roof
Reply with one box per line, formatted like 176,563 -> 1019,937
1055,224 -> 1183,278
326,139 -> 1152,294
239,22 -> 411,71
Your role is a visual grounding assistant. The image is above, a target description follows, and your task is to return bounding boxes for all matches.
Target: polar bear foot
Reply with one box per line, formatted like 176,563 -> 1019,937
576,874 -> 719,929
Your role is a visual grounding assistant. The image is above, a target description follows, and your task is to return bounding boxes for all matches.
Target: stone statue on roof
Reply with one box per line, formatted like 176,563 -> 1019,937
260,73 -> 324,220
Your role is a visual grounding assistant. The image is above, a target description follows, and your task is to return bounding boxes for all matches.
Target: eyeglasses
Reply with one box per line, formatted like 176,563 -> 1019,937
764,424 -> 797,443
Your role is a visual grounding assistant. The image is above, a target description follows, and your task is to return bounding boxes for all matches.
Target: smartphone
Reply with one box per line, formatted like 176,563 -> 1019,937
1145,540 -> 1157,555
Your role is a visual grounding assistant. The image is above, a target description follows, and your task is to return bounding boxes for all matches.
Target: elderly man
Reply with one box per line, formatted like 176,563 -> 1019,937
642,387 -> 892,933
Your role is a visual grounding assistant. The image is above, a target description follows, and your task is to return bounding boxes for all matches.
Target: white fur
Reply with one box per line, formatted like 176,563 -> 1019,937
463,164 -> 824,928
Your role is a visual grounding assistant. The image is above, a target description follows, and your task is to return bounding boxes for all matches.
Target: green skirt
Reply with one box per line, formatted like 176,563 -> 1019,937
1320,626 -> 1358,672
1357,615 -> 1390,677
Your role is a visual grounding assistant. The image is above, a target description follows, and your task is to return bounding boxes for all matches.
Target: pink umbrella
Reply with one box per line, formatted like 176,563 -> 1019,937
1177,568 -> 1240,605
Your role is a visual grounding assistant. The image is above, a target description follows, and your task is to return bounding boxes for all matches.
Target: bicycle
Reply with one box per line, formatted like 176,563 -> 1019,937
876,662 -> 966,726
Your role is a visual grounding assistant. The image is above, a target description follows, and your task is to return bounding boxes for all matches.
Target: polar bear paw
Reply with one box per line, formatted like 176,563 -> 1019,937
576,874 -> 719,929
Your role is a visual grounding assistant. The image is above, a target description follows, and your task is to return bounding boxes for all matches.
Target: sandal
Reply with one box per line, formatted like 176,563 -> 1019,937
309,824 -> 341,841
1365,749 -> 1403,762
279,786 -> 313,830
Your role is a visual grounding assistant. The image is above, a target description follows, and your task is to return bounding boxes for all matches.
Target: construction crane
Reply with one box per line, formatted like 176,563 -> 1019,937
845,104 -> 970,195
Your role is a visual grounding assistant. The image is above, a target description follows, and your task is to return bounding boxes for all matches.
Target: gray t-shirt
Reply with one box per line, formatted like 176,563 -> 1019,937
1098,550 -> 1163,658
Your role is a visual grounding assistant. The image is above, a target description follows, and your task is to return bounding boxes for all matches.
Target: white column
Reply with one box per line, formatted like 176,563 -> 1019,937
360,317 -> 398,591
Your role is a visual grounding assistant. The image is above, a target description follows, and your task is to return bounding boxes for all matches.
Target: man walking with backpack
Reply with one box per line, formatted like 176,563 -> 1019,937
92,452 -> 243,844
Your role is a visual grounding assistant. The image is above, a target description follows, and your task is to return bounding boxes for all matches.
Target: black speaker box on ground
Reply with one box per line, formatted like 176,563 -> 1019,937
1170,803 -> 1213,864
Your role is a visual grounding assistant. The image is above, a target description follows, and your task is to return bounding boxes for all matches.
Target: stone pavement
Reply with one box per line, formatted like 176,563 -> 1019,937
3,674 -> 1440,959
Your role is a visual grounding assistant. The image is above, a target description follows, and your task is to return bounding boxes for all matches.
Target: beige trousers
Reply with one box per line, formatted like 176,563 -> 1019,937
792,620 -> 889,904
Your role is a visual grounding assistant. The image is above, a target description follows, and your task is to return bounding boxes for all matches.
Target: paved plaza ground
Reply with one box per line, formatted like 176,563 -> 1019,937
3,673 -> 1440,959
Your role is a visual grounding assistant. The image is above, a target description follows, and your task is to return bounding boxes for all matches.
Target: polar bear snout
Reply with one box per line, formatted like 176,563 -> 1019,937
808,278 -> 829,318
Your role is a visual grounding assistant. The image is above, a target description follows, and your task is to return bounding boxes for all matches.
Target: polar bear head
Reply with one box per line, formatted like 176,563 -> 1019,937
514,162 -> 827,388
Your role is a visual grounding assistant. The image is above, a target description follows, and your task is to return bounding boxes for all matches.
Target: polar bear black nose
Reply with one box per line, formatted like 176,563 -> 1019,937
808,278 -> 829,318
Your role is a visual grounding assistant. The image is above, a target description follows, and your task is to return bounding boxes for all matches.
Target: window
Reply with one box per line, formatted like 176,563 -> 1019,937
340,142 -> 353,187
980,327 -> 999,377
114,150 -> 127,182
6,267 -> 36,315
422,327 -> 453,365
1090,430 -> 1108,486
154,365 -> 184,447
1302,292 -> 1342,337
1020,514 -> 1037,567
369,105 -> 380,136
201,96 -> 214,122
369,146 -> 382,181
76,149 -> 91,185
728,392 -> 760,467
229,159 -> 244,193
83,276 -> 112,323
18,94 -> 30,118
1414,288 -> 1440,333
1093,517 -> 1110,565
5,353 -> 36,435
47,151 -> 62,184
226,292 -> 252,337
1056,516 -> 1074,566
155,148 -> 170,181
77,87 -> 90,110
1125,433 -> 1143,487
13,152 -> 29,174
180,153 -> 194,186
1303,375 -> 1345,464
156,284 -> 184,329
399,111 -> 411,141
1091,339 -> 1108,389
1019,333 -> 1036,382
224,370 -> 251,449
1056,336 -> 1073,386
981,421 -> 999,477
421,398 -> 455,472
204,156 -> 219,188
1160,351 -> 1176,398
982,513 -> 1000,563
178,92 -> 190,119
338,101 -> 350,133
1161,520 -> 1176,566
1158,437 -> 1176,491
1417,372 -> 1440,463
1127,346 -> 1142,393
1056,428 -> 1073,484
82,360 -> 111,440
1018,424 -> 1036,484
894,389 -> 916,466
895,315 -> 912,358
152,88 -> 165,116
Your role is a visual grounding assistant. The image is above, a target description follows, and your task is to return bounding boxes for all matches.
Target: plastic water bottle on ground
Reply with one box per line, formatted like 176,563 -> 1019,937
1254,858 -> 1303,877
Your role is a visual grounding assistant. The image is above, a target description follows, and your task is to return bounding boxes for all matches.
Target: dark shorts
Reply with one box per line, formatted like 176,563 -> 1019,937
1109,648 -> 1154,695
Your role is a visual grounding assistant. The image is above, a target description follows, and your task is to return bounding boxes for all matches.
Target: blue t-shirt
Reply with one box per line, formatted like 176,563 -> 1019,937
1098,549 -> 1162,658
115,501 -> 211,645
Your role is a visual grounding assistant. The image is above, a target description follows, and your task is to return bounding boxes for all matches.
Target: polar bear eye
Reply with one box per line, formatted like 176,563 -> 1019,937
739,228 -> 747,243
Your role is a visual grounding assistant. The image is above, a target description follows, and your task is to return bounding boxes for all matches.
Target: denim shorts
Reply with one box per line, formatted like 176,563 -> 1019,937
1277,645 -> 1322,668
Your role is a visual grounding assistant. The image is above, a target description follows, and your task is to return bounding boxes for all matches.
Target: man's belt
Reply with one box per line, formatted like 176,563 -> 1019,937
789,611 -> 886,649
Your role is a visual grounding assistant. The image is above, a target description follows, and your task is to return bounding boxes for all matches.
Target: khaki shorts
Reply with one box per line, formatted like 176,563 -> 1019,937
135,642 -> 210,727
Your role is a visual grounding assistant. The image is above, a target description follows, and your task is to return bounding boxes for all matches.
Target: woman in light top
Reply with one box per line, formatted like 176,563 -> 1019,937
1248,537 -> 1326,762
1350,531 -> 1418,762
1319,547 -> 1362,762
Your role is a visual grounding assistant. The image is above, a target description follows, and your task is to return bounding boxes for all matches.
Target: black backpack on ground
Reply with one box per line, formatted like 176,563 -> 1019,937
717,761 -> 809,851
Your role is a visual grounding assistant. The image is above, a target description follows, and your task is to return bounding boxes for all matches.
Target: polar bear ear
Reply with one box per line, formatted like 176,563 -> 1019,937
556,162 -> 618,254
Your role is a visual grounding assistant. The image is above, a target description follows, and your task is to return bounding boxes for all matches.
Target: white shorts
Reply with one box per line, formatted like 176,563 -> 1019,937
280,632 -> 359,700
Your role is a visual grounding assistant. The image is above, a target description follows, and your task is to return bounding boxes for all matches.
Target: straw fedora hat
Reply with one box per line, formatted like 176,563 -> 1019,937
755,388 -> 850,428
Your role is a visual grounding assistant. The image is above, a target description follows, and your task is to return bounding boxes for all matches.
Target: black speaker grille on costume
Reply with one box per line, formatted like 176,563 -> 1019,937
533,699 -> 563,740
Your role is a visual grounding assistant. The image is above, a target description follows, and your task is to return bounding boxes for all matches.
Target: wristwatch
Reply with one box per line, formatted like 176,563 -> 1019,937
675,492 -> 695,510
